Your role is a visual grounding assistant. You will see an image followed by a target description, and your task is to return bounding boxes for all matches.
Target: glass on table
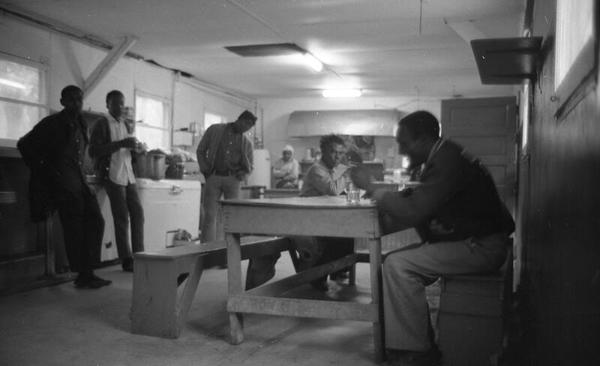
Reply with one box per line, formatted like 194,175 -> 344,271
345,182 -> 360,205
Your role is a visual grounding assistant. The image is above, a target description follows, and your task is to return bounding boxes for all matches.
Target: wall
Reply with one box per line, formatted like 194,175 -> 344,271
173,79 -> 255,152
258,96 -> 441,167
0,15 -> 256,290
0,15 -> 255,151
521,0 -> 600,363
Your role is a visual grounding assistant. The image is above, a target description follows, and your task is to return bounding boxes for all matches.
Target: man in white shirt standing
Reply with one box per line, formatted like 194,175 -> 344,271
90,90 -> 145,272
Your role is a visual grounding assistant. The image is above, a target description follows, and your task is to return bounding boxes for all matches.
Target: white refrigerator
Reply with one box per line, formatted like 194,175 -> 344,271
136,178 -> 201,252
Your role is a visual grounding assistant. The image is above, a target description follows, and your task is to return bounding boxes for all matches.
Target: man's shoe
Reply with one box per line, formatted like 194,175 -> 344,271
330,270 -> 350,281
310,279 -> 329,292
386,348 -> 441,366
90,274 -> 112,286
122,258 -> 134,272
74,274 -> 111,289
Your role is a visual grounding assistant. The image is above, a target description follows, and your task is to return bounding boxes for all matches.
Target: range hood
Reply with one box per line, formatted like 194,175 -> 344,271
287,109 -> 403,137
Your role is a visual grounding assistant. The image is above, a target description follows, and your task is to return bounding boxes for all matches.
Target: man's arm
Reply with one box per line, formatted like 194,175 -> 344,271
303,165 -> 340,196
196,126 -> 212,175
245,137 -> 253,174
89,117 -> 136,158
17,117 -> 61,182
289,160 -> 300,180
272,160 -> 285,178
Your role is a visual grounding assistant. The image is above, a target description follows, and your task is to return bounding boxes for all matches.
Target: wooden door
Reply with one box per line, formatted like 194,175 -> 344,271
441,97 -> 517,213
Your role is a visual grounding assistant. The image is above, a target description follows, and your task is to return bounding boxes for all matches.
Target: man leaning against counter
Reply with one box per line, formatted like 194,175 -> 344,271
17,85 -> 111,289
89,90 -> 146,272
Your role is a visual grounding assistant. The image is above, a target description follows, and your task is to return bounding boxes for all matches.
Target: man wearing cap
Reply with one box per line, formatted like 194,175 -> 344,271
197,110 -> 256,246
272,145 -> 300,188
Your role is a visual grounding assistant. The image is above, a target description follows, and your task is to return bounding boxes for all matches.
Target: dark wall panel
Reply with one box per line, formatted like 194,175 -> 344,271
523,0 -> 600,364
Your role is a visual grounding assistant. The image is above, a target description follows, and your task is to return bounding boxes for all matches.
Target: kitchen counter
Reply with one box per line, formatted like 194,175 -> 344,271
0,144 -> 21,158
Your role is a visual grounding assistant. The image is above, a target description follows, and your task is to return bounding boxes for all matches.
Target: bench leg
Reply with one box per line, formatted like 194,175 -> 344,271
131,259 -> 180,338
131,256 -> 204,338
226,233 -> 245,344
229,313 -> 244,344
175,256 -> 205,332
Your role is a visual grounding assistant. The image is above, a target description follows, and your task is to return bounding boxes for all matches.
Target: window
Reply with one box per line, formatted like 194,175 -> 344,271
0,57 -> 46,141
554,0 -> 597,118
134,92 -> 170,150
203,112 -> 226,131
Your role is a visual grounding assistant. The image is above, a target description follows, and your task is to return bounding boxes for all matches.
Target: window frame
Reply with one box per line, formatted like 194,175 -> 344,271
0,53 -> 48,145
553,0 -> 598,120
134,90 -> 172,150
203,111 -> 226,131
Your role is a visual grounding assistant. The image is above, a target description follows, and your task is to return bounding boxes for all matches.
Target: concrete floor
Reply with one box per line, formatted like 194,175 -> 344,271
1,255 -> 440,366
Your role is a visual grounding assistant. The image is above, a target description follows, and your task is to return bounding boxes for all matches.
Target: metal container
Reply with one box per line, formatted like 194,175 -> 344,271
148,154 -> 166,180
135,153 -> 167,180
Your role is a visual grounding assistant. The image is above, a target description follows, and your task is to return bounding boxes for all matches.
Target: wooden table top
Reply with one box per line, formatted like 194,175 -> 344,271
221,195 -> 376,209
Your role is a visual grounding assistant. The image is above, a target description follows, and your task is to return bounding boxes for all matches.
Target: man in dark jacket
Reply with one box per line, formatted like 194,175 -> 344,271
352,111 -> 514,366
89,90 -> 145,272
18,85 -> 111,289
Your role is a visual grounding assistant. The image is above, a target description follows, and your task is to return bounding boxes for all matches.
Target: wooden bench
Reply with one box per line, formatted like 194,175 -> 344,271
131,236 -> 297,339
438,247 -> 513,366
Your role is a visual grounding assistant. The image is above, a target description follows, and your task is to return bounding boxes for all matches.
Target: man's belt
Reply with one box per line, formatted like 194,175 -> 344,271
214,170 -> 235,176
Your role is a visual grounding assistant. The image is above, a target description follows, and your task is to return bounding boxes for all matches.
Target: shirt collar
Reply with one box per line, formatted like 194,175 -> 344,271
106,113 -> 123,124
425,138 -> 444,166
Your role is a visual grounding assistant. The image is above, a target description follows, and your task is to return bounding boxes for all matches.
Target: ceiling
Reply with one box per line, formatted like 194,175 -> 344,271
1,0 -> 525,99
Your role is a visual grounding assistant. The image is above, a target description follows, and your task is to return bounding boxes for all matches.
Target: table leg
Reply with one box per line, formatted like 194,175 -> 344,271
349,238 -> 357,286
369,237 -> 385,363
226,232 -> 245,344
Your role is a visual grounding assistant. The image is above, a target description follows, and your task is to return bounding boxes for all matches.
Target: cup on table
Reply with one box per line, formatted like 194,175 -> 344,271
346,182 -> 360,205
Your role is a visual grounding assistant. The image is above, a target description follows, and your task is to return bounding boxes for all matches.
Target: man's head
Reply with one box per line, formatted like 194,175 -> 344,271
60,85 -> 83,115
282,145 -> 294,162
233,110 -> 257,133
396,110 -> 440,166
320,134 -> 346,170
106,90 -> 125,119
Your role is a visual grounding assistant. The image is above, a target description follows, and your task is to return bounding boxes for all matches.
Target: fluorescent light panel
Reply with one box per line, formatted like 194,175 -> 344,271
322,89 -> 362,98
225,42 -> 324,73
302,53 -> 323,72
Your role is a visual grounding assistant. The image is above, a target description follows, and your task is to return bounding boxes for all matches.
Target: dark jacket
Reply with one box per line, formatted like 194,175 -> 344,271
17,110 -> 89,221
378,139 -> 515,242
88,116 -> 124,182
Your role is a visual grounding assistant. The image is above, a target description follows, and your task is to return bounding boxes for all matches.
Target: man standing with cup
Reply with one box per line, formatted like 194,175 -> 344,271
89,90 -> 145,272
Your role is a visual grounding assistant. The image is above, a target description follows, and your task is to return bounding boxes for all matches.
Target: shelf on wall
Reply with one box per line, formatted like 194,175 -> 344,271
471,37 -> 543,85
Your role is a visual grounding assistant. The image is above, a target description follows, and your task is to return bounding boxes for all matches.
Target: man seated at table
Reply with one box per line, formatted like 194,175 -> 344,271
245,134 -> 355,290
351,111 -> 515,366
272,144 -> 300,188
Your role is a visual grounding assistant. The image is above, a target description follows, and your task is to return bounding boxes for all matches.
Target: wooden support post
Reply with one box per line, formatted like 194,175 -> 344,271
83,35 -> 137,96
368,237 -> 385,363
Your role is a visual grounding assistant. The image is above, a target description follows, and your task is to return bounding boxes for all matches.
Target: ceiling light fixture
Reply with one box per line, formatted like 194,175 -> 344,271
302,52 -> 323,72
322,89 -> 362,98
225,42 -> 324,72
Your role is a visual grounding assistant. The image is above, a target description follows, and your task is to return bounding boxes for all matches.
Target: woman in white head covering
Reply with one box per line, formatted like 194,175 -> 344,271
272,144 -> 300,188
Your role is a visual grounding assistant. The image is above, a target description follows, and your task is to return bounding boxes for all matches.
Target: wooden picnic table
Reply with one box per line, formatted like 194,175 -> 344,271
222,196 -> 385,362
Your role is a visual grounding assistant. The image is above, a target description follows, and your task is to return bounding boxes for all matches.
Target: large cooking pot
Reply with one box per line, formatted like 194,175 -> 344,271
135,152 -> 166,180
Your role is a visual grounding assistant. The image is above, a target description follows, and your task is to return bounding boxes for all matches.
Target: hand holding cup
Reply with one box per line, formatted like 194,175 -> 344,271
120,137 -> 138,149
